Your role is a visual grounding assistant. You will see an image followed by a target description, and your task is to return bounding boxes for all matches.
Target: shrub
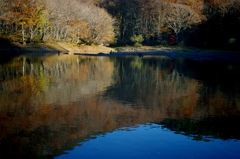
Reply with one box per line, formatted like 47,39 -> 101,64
177,41 -> 185,47
130,34 -> 144,46
133,43 -> 142,47
227,38 -> 238,50
228,38 -> 236,44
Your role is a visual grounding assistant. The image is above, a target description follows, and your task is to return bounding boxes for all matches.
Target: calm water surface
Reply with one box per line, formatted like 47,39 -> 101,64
0,52 -> 240,159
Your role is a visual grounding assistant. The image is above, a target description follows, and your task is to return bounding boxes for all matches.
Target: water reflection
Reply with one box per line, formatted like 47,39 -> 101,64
56,123 -> 240,159
0,53 -> 240,158
103,56 -> 202,119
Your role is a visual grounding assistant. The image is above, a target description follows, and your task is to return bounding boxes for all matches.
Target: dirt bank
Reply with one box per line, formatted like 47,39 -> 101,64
1,43 -> 240,61
79,46 -> 240,61
0,43 -> 114,54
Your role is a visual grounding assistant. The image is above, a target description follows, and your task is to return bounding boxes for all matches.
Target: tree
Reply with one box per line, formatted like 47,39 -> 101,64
0,0 -> 9,34
6,0 -> 45,44
1,0 -> 239,48
0,0 -> 115,45
79,3 -> 115,45
165,3 -> 202,43
130,34 -> 144,46
196,0 -> 240,48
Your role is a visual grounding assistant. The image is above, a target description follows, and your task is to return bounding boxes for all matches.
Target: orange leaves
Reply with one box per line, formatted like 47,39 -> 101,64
10,0 -> 42,25
70,20 -> 90,40
1,0 -> 115,44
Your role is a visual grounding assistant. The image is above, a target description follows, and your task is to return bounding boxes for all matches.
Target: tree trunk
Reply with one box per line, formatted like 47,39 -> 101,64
176,33 -> 179,44
40,26 -> 45,42
30,26 -> 33,42
22,24 -> 26,45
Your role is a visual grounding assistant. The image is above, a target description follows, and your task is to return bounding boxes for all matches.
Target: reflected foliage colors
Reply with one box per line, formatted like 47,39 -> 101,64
0,53 -> 240,158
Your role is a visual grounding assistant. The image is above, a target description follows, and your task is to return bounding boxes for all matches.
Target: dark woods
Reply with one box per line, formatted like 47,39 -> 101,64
99,0 -> 240,49
0,0 -> 240,49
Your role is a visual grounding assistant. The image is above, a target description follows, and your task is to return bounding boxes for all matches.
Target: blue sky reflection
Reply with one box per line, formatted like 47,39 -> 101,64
55,124 -> 240,159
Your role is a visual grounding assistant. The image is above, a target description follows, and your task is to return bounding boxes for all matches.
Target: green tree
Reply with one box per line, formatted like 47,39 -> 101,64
130,34 -> 144,46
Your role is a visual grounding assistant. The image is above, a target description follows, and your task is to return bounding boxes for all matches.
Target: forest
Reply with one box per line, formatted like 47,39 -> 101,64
0,0 -> 240,49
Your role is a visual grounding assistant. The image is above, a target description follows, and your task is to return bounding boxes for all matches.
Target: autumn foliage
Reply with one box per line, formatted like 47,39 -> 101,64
0,0 -> 114,45
98,0 -> 240,47
0,0 -> 240,48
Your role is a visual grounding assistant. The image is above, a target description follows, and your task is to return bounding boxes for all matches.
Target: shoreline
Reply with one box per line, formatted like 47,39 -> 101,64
76,51 -> 240,61
1,43 -> 240,61
75,47 -> 240,61
0,43 -> 114,54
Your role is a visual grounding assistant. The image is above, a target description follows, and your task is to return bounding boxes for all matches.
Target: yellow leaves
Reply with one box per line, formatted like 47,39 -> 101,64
20,75 -> 45,94
19,21 -> 26,25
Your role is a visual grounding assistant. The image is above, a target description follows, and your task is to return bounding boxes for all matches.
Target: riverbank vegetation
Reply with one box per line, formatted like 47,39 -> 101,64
0,0 -> 240,50
0,0 -> 115,46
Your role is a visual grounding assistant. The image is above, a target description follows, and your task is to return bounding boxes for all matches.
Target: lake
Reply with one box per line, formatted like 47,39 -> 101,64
0,52 -> 240,159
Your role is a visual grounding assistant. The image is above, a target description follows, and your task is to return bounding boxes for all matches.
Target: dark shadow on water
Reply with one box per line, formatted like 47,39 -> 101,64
158,116 -> 240,141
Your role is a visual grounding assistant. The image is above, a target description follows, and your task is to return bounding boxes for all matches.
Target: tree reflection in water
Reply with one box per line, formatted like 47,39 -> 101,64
0,53 -> 240,158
